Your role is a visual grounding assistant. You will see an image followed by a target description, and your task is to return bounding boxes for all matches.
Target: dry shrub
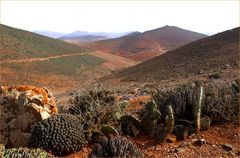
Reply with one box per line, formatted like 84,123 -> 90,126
67,86 -> 121,140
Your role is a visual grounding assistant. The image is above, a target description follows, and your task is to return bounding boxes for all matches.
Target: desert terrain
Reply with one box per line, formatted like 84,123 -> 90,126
0,23 -> 239,158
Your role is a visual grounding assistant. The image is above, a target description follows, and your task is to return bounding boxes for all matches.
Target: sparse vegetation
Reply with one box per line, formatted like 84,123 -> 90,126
0,21 -> 239,158
1,54 -> 104,77
0,24 -> 90,60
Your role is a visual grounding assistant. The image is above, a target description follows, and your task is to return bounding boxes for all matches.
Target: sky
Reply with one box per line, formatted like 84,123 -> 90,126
1,1 -> 239,34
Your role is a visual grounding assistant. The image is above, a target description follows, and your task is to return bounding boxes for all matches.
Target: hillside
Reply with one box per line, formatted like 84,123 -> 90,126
59,35 -> 108,43
0,24 -> 136,94
0,24 -> 89,61
105,27 -> 239,83
88,25 -> 207,61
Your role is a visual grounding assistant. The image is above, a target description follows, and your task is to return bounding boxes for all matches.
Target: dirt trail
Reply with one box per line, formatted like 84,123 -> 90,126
0,51 -> 138,72
0,52 -> 89,64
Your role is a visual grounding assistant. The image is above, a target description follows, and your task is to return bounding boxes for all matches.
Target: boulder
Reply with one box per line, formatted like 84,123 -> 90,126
0,85 -> 58,147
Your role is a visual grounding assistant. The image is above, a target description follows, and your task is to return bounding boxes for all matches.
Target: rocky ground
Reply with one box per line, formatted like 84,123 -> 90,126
1,82 -> 239,158
64,124 -> 239,158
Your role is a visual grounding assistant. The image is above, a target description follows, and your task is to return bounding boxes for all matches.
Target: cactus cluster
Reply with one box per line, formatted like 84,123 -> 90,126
90,135 -> 144,158
141,100 -> 175,142
203,80 -> 239,123
29,114 -> 87,156
2,146 -> 51,158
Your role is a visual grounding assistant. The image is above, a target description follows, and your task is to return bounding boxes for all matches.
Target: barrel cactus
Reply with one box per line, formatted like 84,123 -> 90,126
29,114 -> 87,156
90,135 -> 144,158
2,146 -> 51,158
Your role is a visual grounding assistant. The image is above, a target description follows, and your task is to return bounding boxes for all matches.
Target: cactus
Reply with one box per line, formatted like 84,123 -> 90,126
120,115 -> 141,137
141,101 -> 161,136
29,114 -> 87,156
157,104 -> 175,142
2,146 -> 52,158
101,125 -> 119,135
193,82 -> 204,133
0,144 -> 5,158
90,135 -> 144,158
164,104 -> 174,134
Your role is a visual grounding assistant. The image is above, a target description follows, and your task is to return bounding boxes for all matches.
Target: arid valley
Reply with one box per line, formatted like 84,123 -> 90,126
0,1 -> 239,158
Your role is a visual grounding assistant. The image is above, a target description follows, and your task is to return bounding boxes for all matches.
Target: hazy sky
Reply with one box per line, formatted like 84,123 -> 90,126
1,1 -> 239,34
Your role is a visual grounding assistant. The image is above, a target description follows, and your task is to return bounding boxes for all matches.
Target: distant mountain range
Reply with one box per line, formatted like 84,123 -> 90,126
60,31 -> 134,38
88,25 -> 207,61
59,35 -> 109,43
35,30 -> 135,39
34,30 -> 68,38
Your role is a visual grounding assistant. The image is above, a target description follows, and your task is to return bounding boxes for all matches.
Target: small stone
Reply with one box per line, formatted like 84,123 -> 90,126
199,70 -> 204,74
166,135 -> 177,143
178,142 -> 189,148
193,139 -> 206,146
174,148 -> 186,153
222,144 -> 233,151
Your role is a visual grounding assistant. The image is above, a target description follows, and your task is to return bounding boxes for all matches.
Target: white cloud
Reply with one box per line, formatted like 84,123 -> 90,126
1,1 -> 239,34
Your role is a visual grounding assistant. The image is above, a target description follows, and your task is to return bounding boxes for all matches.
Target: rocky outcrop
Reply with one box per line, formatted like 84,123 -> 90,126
0,85 -> 58,148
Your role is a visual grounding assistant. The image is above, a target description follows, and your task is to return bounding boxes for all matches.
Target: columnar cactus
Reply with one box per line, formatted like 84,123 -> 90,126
193,82 -> 204,133
157,104 -> 175,142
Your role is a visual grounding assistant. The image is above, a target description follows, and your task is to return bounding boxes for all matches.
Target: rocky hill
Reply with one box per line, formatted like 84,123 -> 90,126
88,26 -> 207,61
106,27 -> 239,83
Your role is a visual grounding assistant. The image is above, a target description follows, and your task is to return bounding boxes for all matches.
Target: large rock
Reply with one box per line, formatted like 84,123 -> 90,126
0,85 -> 58,147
